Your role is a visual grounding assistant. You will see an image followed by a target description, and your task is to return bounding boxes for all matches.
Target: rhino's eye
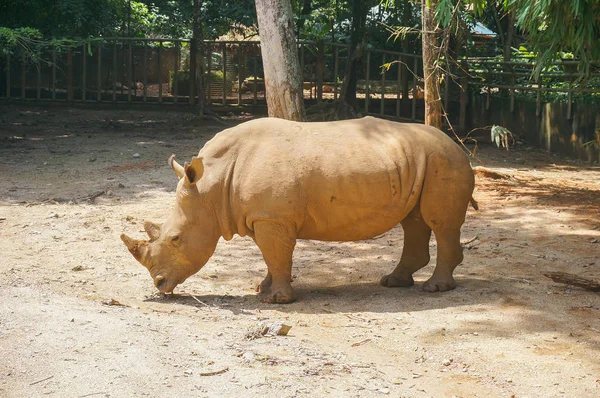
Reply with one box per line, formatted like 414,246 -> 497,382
171,235 -> 180,243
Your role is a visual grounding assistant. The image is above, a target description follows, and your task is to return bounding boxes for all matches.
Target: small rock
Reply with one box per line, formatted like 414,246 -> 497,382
378,387 -> 390,394
133,153 -> 140,158
591,239 -> 598,243
72,265 -> 84,272
118,183 -> 125,189
48,212 -> 59,218
89,156 -> 97,162
443,359 -> 453,366
242,352 -> 255,362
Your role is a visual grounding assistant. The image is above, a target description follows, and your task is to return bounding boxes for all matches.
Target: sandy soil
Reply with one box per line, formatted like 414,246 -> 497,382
1,105 -> 599,398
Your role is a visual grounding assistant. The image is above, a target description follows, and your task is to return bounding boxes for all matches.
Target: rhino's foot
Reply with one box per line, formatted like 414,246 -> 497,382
422,276 -> 456,292
255,278 -> 272,293
260,288 -> 296,304
380,274 -> 414,288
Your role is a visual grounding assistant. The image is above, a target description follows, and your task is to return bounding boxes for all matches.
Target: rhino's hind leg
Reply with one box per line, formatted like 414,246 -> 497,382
422,228 -> 462,292
252,221 -> 297,304
381,206 -> 431,288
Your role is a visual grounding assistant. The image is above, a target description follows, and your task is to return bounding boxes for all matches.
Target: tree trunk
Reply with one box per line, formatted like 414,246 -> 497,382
503,11 -> 515,62
340,0 -> 370,109
421,0 -> 442,129
255,0 -> 305,121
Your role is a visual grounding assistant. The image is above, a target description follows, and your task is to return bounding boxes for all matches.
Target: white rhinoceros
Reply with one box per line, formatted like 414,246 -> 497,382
121,116 -> 476,303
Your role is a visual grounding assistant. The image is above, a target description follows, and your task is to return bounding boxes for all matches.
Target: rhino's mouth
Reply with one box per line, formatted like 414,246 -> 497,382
154,275 -> 177,293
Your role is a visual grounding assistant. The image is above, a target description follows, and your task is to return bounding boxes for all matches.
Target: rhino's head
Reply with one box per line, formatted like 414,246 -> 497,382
121,155 -> 220,294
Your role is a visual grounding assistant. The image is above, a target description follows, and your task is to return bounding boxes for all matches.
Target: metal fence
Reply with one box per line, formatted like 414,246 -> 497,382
465,57 -> 600,119
0,38 -> 426,121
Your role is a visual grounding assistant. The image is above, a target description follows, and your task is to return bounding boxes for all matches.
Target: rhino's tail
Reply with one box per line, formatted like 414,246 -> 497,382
469,197 -> 479,211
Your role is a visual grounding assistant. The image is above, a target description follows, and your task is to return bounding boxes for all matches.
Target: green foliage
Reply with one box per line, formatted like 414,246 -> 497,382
503,0 -> 600,78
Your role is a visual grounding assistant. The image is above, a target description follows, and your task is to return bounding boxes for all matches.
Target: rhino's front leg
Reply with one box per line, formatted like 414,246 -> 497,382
252,221 -> 297,304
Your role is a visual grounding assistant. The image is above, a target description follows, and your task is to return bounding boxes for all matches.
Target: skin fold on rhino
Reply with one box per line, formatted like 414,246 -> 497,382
121,116 -> 476,304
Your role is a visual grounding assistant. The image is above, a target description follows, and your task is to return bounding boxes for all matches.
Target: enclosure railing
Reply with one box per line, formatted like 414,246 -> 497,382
0,38 -> 426,121
464,57 -> 600,119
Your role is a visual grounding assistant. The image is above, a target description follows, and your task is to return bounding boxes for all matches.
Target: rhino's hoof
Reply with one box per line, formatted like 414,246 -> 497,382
422,277 -> 456,292
260,290 -> 296,304
380,274 -> 414,288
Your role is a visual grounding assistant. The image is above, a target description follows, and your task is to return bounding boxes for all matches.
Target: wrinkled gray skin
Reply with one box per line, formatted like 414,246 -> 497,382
121,116 -> 476,303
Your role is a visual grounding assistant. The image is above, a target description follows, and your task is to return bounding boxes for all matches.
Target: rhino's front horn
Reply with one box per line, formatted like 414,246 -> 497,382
120,234 -> 148,262
168,154 -> 185,179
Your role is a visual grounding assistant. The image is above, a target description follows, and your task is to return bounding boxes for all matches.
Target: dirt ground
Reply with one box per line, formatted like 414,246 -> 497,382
1,105 -> 599,398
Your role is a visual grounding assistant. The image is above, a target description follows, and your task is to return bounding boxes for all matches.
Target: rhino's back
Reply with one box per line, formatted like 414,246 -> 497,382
200,117 -> 470,241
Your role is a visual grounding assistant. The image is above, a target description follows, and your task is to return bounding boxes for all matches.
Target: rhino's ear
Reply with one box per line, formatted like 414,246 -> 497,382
120,234 -> 149,263
184,156 -> 204,185
169,154 -> 185,180
143,221 -> 161,241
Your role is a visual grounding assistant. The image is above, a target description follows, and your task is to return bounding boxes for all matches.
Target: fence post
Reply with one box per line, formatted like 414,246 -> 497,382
142,42 -> 147,102
333,46 -> 339,100
21,53 -> 26,99
396,59 -> 401,118
82,44 -> 87,102
316,40 -> 324,103
128,41 -> 133,103
173,41 -> 179,103
52,48 -> 56,100
365,49 -> 371,114
36,57 -> 41,100
5,53 -> 10,98
380,53 -> 386,115
222,43 -> 227,106
158,41 -> 163,103
67,48 -> 73,103
536,74 -> 542,117
411,57 -> 417,121
237,44 -> 243,106
97,44 -> 102,102
112,41 -> 117,103
459,60 -> 469,133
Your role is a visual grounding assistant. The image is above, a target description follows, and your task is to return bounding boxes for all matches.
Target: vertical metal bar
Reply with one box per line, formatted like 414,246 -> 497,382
173,41 -> 179,103
222,43 -> 227,105
52,49 -> 56,100
207,43 -> 212,105
21,53 -> 26,99
300,44 -> 304,97
567,80 -> 573,120
143,42 -> 147,102
5,53 -> 10,98
67,48 -> 73,103
411,57 -> 417,121
380,53 -> 386,115
510,67 -> 515,112
333,46 -> 339,100
365,50 -> 371,114
158,41 -> 163,103
97,44 -> 102,101
112,40 -> 117,103
128,41 -> 132,103
36,57 -> 41,100
237,44 -> 242,106
82,44 -> 87,102
536,75 -> 541,117
396,60 -> 401,118
316,40 -> 324,102
253,47 -> 257,105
